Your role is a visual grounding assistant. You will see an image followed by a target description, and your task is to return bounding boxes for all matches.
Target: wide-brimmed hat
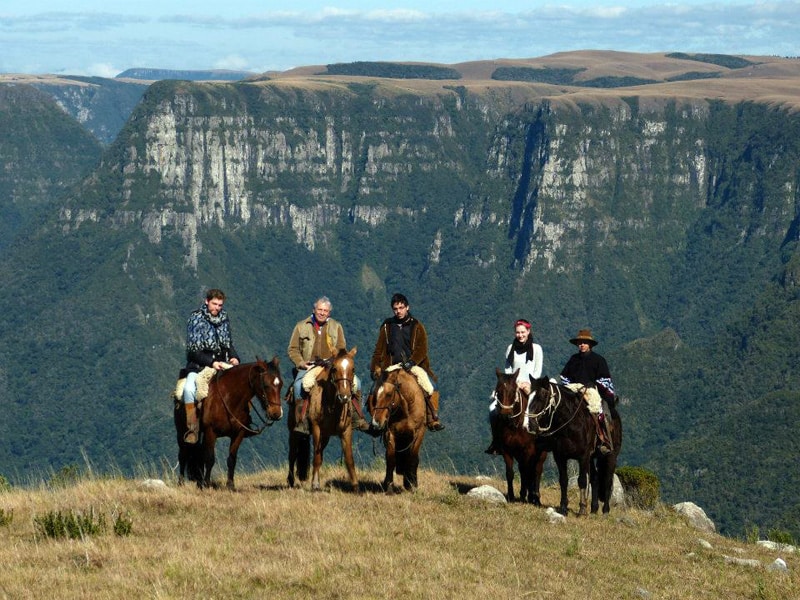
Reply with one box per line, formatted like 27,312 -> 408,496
570,328 -> 598,347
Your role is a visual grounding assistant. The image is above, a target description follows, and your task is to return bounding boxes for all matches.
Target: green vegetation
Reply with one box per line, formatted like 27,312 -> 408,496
667,71 -> 722,82
33,508 -> 106,540
578,76 -> 660,88
666,52 -> 756,69
0,509 -> 12,527
323,61 -> 462,79
490,66 -> 585,84
617,466 -> 661,509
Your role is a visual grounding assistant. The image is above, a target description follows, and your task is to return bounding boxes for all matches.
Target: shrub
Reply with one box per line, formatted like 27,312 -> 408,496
0,474 -> 10,493
33,508 -> 106,540
616,466 -> 661,509
49,465 -> 82,488
0,508 -> 13,527
766,527 -> 796,546
113,512 -> 133,537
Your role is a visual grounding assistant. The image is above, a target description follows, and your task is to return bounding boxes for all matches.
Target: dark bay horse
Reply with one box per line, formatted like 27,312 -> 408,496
527,376 -> 622,515
174,356 -> 283,490
368,366 -> 427,492
492,368 -> 547,503
287,347 -> 360,492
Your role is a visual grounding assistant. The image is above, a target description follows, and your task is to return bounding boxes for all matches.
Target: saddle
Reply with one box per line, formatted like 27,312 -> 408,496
172,366 -> 219,410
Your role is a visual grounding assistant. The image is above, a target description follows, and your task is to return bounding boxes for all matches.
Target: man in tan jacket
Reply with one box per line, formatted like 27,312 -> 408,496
287,296 -> 374,434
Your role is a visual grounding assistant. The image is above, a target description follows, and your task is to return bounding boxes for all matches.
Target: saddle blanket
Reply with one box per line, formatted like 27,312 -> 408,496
173,363 -> 232,405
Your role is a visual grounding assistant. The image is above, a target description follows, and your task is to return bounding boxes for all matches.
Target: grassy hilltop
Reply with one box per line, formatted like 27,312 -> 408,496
0,465 -> 796,599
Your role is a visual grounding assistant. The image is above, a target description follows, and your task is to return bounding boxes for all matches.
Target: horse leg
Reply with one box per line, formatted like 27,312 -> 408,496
287,431 -> 296,488
340,428 -> 359,492
201,431 -> 217,489
311,429 -> 328,492
226,433 -> 245,491
531,450 -> 546,506
382,433 -> 397,493
601,455 -> 617,514
402,439 -> 422,491
590,457 -> 600,514
502,452 -> 516,502
555,454 -> 570,515
577,458 -> 590,516
177,442 -> 188,486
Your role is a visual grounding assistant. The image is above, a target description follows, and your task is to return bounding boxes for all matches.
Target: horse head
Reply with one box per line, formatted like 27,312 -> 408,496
254,355 -> 284,421
526,376 -> 558,435
326,347 -> 357,404
369,367 -> 402,431
494,368 -> 523,417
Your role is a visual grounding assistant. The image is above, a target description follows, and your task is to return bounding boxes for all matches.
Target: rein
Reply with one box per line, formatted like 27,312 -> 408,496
527,382 -> 583,437
215,364 -> 280,435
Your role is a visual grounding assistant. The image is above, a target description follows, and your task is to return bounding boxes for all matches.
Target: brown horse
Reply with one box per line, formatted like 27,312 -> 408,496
287,347 -> 360,492
368,366 -> 427,492
492,368 -> 547,503
527,376 -> 622,515
174,356 -> 283,490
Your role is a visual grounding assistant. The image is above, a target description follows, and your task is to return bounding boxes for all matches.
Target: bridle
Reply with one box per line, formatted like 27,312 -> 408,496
372,371 -> 403,418
492,377 -> 526,420
217,362 -> 283,435
526,381 -> 582,436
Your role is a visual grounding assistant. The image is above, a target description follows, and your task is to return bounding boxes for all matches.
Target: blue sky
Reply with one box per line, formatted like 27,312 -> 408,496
2,1 -> 799,77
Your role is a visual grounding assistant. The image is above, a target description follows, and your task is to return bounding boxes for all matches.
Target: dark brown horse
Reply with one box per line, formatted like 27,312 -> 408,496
287,347 -> 360,492
527,376 -> 622,515
492,368 -> 547,503
368,366 -> 427,492
174,356 -> 283,490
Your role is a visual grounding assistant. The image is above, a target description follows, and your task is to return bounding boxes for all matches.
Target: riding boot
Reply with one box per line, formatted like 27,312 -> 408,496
599,412 -> 614,453
184,402 -> 199,444
591,413 -> 612,455
484,409 -> 501,455
293,390 -> 310,435
425,391 -> 445,431
349,394 -> 382,437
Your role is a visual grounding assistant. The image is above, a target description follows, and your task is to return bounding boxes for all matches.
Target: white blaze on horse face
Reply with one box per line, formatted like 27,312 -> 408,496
273,377 -> 281,386
340,358 -> 351,371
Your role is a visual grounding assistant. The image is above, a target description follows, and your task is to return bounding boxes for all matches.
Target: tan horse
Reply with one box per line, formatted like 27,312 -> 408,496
305,347 -> 360,492
368,366 -> 427,492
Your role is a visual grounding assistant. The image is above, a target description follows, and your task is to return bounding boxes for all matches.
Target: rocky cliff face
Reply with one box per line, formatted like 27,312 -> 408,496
5,66 -> 800,539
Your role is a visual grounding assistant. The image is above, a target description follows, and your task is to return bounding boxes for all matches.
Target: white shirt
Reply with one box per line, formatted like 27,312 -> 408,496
504,343 -> 543,385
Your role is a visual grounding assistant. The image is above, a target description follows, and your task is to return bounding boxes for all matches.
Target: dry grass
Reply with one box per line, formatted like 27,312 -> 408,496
0,465 -> 796,599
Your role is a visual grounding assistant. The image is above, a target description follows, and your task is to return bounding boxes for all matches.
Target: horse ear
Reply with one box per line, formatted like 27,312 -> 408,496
270,355 -> 280,366
495,367 -> 503,378
349,346 -> 357,356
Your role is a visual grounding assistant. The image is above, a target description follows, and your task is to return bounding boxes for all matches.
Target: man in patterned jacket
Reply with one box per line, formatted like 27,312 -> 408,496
182,288 -> 240,444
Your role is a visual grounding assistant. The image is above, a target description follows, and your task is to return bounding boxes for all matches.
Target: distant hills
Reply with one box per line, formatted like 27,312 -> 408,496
115,68 -> 257,81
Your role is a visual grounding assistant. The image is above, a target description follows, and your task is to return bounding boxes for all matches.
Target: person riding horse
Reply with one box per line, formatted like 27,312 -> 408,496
559,328 -> 615,455
181,288 -> 240,444
485,318 -> 544,455
369,293 -> 444,432
287,296 -> 376,435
